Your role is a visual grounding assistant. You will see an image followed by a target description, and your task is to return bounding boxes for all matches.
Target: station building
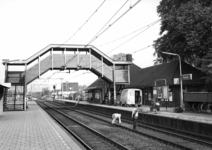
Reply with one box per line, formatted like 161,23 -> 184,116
86,61 -> 205,107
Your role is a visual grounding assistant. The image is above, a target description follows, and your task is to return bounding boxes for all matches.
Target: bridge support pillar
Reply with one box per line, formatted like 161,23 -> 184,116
113,64 -> 116,104
24,64 -> 27,111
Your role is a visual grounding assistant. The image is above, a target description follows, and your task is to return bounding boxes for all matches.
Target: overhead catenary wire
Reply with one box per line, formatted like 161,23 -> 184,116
35,43 -> 153,90
37,51 -> 81,86
35,0 -> 107,88
106,20 -> 160,54
37,0 -> 143,86
97,19 -> 161,47
53,44 -> 154,84
86,0 -> 142,46
131,44 -> 153,54
86,0 -> 129,46
73,21 -> 159,78
39,19 -> 157,86
36,0 -> 158,87
60,0 -> 107,46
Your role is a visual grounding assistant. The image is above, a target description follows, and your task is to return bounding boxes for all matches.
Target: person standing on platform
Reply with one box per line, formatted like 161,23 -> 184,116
132,104 -> 142,130
111,113 -> 121,124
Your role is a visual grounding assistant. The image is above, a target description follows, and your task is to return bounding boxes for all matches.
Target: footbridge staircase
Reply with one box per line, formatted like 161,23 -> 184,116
3,44 -> 132,110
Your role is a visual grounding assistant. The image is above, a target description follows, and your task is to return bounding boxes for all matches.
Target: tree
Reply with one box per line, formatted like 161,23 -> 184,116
79,84 -> 87,92
42,87 -> 50,96
201,52 -> 212,91
111,53 -> 127,61
111,53 -> 134,70
111,53 -> 134,61
154,0 -> 212,65
154,0 -> 212,90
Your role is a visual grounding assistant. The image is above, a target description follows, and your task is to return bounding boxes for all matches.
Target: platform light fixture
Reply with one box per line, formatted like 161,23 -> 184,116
161,51 -> 183,108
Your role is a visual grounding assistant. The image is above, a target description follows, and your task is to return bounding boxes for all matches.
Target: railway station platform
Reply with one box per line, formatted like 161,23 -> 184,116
56,99 -> 212,124
55,99 -> 212,140
0,101 -> 84,150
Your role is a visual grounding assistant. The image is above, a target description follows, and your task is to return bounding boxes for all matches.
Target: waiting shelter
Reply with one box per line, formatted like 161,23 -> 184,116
0,83 -> 11,115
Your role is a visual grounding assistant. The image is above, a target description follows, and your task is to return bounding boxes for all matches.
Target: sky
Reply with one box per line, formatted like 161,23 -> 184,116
0,0 -> 161,91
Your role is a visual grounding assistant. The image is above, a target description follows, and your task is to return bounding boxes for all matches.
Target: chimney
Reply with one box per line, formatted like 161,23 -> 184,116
126,54 -> 132,62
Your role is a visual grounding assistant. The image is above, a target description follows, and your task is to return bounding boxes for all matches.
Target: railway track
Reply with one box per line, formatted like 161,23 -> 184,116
37,101 -> 131,150
45,100 -> 212,150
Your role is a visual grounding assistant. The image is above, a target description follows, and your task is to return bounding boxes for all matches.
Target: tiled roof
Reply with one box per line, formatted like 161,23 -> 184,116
87,61 -> 205,90
86,78 -> 104,90
126,61 -> 205,88
126,61 -> 178,88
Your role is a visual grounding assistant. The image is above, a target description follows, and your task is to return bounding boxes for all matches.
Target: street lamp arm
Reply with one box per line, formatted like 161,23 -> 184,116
161,51 -> 184,108
162,51 -> 179,57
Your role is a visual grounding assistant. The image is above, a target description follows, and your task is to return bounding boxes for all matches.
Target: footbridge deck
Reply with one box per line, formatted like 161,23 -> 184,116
2,44 -> 133,111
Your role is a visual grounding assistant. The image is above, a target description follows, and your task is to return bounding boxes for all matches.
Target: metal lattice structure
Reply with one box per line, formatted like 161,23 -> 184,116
2,44 -> 132,111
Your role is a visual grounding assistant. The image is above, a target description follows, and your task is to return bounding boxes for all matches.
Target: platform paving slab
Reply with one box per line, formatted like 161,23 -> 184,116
0,101 -> 84,150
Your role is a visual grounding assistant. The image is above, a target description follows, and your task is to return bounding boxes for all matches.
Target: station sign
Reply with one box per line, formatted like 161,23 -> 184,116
182,74 -> 192,80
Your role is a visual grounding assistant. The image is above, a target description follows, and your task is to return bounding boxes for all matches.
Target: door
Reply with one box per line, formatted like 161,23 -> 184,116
5,84 -> 24,111
135,90 -> 140,104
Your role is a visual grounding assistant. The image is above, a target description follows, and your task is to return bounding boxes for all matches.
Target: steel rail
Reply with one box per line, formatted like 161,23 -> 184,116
37,101 -> 130,150
48,100 -> 212,149
37,101 -> 92,150
46,101 -> 192,150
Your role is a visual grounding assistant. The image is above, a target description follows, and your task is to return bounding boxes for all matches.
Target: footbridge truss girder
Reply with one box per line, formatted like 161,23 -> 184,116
3,44 -> 132,111
3,44 -> 132,85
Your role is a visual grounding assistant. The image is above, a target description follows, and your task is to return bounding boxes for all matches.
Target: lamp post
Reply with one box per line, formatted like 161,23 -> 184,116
161,52 -> 183,108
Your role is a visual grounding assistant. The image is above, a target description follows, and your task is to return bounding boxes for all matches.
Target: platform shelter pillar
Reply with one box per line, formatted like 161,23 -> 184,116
24,64 -> 27,111
113,64 -> 116,104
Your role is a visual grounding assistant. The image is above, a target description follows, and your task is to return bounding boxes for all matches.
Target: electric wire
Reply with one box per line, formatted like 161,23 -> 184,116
106,20 -> 160,54
57,44 -> 153,85
61,20 -> 158,81
37,0 -> 107,86
60,0 -> 107,46
37,51 -> 80,87
33,44 -> 152,94
131,44 -> 153,54
77,20 -> 159,72
35,0 -> 156,89
97,19 -> 160,47
86,0 -> 129,46
41,0 -> 142,83
36,26 -> 155,88
86,0 -> 142,46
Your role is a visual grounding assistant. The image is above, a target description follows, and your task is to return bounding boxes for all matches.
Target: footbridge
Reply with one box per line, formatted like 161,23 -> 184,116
2,44 -> 132,110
